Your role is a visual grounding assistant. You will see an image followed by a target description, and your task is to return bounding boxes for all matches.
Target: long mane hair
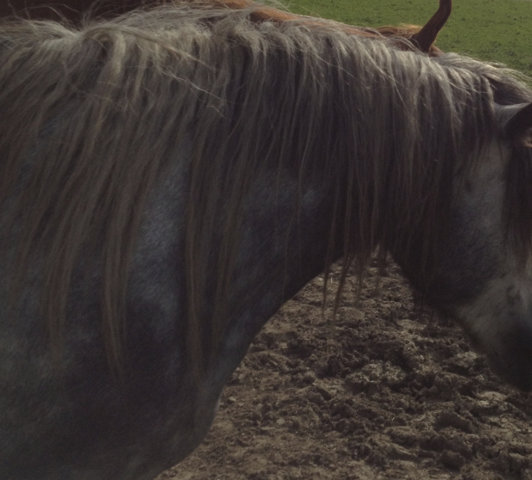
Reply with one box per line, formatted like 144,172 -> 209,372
0,1 -> 531,374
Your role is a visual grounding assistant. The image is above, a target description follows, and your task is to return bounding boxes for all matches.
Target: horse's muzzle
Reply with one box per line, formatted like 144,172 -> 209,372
486,316 -> 532,392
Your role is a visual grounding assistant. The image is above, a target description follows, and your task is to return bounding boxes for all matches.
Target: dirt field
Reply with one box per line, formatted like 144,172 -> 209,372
158,261 -> 532,480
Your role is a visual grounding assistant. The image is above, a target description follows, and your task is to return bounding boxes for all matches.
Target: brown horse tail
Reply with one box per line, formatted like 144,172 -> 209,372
411,0 -> 452,53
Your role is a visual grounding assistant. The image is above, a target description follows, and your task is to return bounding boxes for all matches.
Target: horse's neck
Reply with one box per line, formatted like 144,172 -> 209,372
197,165 -> 339,387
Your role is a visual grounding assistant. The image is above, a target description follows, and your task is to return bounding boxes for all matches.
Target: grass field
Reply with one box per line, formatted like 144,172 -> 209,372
289,0 -> 532,75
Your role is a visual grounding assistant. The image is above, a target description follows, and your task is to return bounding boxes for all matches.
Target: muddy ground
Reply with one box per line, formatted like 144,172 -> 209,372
158,261 -> 532,479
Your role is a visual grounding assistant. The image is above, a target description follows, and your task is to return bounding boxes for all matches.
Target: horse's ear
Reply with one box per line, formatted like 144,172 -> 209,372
499,103 -> 532,142
411,0 -> 452,53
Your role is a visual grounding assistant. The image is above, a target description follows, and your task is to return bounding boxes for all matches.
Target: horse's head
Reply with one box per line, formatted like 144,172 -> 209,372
395,100 -> 532,391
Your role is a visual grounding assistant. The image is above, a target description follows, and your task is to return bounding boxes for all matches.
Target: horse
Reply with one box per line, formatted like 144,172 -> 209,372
1,1 -> 532,479
0,0 -> 450,56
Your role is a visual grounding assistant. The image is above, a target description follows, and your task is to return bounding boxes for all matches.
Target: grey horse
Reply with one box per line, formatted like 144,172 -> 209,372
0,1 -> 531,479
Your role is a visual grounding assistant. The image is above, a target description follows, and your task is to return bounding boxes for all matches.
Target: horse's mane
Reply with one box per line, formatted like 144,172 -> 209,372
0,1 -> 531,374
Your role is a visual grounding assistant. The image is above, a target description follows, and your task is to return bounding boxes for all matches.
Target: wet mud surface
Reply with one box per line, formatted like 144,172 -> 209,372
159,262 -> 532,479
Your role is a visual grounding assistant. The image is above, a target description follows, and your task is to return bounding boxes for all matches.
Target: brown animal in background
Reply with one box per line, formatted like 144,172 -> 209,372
0,0 -> 450,56
219,0 -> 451,56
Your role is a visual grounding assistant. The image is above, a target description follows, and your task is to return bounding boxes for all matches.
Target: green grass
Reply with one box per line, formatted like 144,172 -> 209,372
288,0 -> 532,75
